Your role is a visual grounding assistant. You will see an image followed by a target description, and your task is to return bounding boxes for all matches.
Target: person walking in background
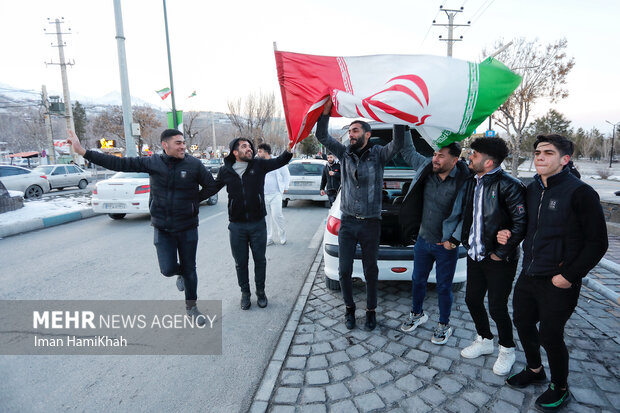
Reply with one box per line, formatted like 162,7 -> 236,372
258,143 -> 290,245
320,152 -> 341,206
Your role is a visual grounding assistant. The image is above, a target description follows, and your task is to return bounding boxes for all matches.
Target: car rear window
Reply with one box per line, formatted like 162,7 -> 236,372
111,172 -> 150,179
288,163 -> 323,176
34,166 -> 54,174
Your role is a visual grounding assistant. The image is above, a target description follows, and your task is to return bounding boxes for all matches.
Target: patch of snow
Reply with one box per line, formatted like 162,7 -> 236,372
0,195 -> 93,226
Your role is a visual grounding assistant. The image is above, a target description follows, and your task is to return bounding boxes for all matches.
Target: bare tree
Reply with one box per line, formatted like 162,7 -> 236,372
487,38 -> 575,176
227,91 -> 276,147
183,111 -> 203,152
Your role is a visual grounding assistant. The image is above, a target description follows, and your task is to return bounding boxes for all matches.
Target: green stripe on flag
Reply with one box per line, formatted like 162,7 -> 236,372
434,58 -> 521,147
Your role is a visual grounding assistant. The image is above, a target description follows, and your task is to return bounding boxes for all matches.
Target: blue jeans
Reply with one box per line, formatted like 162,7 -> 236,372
411,236 -> 458,324
338,215 -> 380,310
153,227 -> 199,301
228,219 -> 267,293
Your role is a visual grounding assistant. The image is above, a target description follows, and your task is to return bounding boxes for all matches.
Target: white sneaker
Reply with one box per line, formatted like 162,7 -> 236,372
280,237 -> 286,245
493,345 -> 516,376
461,335 -> 494,359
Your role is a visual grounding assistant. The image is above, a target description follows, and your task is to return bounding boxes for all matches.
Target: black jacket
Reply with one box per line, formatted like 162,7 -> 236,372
84,150 -> 218,232
521,168 -> 608,283
320,161 -> 341,193
208,138 -> 292,222
461,169 -> 527,261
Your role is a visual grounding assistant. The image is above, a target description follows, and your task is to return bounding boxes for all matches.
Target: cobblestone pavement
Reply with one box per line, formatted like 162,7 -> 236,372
264,262 -> 620,412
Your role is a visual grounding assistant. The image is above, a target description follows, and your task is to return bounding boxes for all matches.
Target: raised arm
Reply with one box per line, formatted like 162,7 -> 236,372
315,101 -> 346,159
67,130 -> 150,173
379,125 -> 405,164
399,129 -> 428,170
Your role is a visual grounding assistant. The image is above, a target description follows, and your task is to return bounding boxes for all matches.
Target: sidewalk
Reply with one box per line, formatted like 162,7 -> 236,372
254,249 -> 620,412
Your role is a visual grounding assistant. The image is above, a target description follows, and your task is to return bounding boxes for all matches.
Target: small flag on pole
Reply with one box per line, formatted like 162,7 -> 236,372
156,87 -> 171,100
188,90 -> 197,98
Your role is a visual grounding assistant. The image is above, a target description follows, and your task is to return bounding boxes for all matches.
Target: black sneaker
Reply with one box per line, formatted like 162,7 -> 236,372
240,292 -> 251,310
186,305 -> 206,326
256,291 -> 268,308
506,367 -> 547,388
535,383 -> 571,411
364,310 -> 376,331
345,306 -> 356,330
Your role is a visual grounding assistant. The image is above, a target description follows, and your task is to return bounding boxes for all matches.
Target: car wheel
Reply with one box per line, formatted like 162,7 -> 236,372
452,282 -> 465,292
206,194 -> 218,205
325,276 -> 341,291
282,199 -> 289,208
108,213 -> 126,220
78,179 -> 88,189
24,185 -> 43,199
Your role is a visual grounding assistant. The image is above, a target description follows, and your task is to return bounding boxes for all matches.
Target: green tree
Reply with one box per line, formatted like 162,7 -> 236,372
73,101 -> 87,139
299,133 -> 320,157
523,109 -> 573,153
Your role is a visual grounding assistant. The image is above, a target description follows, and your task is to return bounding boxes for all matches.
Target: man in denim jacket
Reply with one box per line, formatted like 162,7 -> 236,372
315,100 -> 404,331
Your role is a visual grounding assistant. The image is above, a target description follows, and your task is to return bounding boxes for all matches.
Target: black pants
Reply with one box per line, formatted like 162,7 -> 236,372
327,190 -> 338,206
154,227 -> 199,301
513,274 -> 581,388
228,219 -> 267,293
465,256 -> 518,348
338,215 -> 380,310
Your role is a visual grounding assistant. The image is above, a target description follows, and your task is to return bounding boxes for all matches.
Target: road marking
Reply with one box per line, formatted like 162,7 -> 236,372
308,218 -> 326,249
199,211 -> 226,225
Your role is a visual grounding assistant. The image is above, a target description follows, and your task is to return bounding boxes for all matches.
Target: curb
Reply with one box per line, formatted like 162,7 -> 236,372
0,208 -> 98,238
249,243 -> 324,413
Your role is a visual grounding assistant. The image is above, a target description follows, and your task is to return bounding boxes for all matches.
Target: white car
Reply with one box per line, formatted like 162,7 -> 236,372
322,124 -> 467,291
283,159 -> 329,207
0,165 -> 51,199
92,172 -> 218,220
33,164 -> 91,190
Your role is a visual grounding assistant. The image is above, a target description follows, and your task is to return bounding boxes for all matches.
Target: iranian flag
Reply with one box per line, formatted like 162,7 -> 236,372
156,87 -> 171,100
275,51 -> 521,148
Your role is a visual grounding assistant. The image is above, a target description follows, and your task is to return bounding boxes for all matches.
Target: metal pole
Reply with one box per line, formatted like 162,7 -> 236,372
212,114 -> 216,155
41,85 -> 56,164
54,19 -> 75,136
607,121 -> 619,168
113,0 -> 137,157
447,12 -> 454,57
163,0 -> 178,129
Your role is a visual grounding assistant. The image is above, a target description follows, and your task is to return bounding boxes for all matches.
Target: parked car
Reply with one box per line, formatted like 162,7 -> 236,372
321,123 -> 467,291
282,159 -> 329,207
92,172 -> 218,220
33,164 -> 91,190
201,158 -> 224,174
0,165 -> 51,199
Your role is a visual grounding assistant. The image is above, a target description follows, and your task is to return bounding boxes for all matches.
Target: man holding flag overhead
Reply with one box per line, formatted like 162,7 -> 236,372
316,100 -> 404,331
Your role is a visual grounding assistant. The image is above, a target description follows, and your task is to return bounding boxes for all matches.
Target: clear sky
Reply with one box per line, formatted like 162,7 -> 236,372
1,0 -> 618,134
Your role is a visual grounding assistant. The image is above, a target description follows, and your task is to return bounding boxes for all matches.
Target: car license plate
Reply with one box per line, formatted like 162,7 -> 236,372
104,203 -> 125,210
293,181 -> 312,187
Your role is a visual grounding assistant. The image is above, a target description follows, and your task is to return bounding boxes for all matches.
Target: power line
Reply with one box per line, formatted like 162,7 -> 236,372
433,5 -> 471,56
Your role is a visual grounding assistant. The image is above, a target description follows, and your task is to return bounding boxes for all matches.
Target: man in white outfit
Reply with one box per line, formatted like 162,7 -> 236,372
258,143 -> 290,245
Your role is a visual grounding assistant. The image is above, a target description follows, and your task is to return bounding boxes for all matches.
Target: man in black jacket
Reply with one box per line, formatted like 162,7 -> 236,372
459,137 -> 526,377
320,153 -> 341,206
206,138 -> 292,310
67,129 -> 218,324
503,134 -> 607,411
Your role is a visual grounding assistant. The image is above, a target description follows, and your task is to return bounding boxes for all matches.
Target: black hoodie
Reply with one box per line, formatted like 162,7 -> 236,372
204,138 -> 292,222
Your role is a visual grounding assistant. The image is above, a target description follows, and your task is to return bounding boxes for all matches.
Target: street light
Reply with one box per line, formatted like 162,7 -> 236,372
606,120 -> 619,168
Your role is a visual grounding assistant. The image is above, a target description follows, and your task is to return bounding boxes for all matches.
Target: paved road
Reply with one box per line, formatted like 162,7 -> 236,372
0,194 -> 329,413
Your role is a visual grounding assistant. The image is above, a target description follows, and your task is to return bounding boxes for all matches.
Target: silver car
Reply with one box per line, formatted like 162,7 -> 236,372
33,164 -> 91,190
0,165 -> 51,199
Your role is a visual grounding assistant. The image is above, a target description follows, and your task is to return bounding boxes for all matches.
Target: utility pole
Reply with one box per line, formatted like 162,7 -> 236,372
44,18 -> 76,137
212,114 -> 217,155
163,0 -> 179,129
41,85 -> 56,164
113,0 -> 137,157
433,6 -> 470,57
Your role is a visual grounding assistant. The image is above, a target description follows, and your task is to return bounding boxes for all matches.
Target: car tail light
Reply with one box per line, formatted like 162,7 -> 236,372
326,215 -> 341,236
93,187 -> 98,195
40,175 -> 48,179
391,267 -> 408,273
135,185 -> 150,194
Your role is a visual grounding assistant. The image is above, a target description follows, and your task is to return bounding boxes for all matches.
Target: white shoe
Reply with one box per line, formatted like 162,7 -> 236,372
280,237 -> 286,245
461,335 -> 494,359
493,345 -> 516,376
